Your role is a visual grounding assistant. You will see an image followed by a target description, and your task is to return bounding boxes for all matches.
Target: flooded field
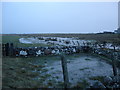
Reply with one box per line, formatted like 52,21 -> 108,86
2,34 -> 120,88
19,53 -> 114,88
39,53 -> 113,87
19,37 -> 94,46
2,53 -> 115,88
19,37 -> 120,50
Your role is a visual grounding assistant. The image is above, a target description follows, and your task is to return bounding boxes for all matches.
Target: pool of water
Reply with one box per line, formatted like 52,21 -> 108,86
37,53 -> 113,87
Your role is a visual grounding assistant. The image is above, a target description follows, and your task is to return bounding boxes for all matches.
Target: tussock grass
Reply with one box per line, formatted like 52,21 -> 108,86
89,76 -> 105,83
85,58 -> 91,61
73,80 -> 89,89
79,67 -> 89,71
2,56 -> 60,88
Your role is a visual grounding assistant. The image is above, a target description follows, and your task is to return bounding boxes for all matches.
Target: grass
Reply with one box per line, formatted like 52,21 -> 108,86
6,33 -> 119,42
92,53 -> 113,65
2,33 -> 120,88
2,34 -> 51,47
2,53 -> 93,88
89,76 -> 105,83
2,57 -> 40,88
85,58 -> 91,61
2,53 -> 116,88
73,80 -> 89,89
79,67 -> 89,71
55,76 -> 59,79
2,55 -> 61,88
2,33 -> 120,47
65,53 -> 84,60
51,67 -> 54,70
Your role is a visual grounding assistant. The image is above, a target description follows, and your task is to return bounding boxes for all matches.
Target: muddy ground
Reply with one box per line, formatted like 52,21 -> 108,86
41,53 -> 113,87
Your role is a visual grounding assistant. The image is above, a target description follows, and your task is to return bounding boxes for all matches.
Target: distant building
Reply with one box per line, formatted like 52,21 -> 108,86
103,31 -> 114,34
97,31 -> 114,34
114,27 -> 120,33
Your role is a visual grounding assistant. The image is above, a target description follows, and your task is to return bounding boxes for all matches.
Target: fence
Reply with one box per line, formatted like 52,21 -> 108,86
2,43 -> 120,60
2,43 -> 14,56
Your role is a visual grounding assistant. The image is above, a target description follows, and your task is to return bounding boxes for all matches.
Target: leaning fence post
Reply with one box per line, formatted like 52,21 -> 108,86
60,54 -> 69,88
72,41 -> 75,46
77,41 -> 80,46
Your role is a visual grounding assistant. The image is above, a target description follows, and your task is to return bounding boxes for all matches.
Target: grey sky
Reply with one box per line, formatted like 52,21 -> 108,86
2,2 -> 118,34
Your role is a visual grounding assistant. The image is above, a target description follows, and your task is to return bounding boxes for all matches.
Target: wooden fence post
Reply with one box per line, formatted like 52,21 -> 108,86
77,41 -> 80,46
111,52 -> 117,76
10,43 -> 14,56
60,54 -> 69,88
72,41 -> 75,46
5,43 -> 9,56
2,44 -> 5,56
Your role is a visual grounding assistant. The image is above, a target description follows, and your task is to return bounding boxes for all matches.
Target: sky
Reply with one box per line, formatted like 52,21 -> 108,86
2,2 -> 118,34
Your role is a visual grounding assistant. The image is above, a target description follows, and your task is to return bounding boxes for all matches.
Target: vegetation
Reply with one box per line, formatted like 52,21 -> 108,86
79,67 -> 89,71
2,56 -> 60,88
73,80 -> 89,89
2,34 -> 51,47
2,33 -> 120,88
85,58 -> 91,61
2,33 -> 120,44
89,76 -> 105,83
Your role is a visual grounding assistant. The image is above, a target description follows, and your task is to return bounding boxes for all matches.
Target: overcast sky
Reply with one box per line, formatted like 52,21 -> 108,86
2,2 -> 118,34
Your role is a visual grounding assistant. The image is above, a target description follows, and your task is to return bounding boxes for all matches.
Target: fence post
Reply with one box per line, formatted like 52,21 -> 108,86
2,44 -> 5,56
72,41 -> 75,46
10,43 -> 14,56
60,54 -> 69,88
111,52 -> 117,76
77,41 -> 80,46
5,43 -> 9,56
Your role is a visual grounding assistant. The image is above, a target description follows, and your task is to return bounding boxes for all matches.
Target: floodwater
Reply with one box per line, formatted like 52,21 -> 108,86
18,36 -> 119,87
19,37 -> 94,46
19,37 -> 120,50
41,54 -> 113,87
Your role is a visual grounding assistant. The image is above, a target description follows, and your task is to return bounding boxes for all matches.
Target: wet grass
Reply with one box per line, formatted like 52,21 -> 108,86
66,53 -> 87,60
79,67 -> 89,71
94,54 -> 112,62
2,53 -> 114,88
90,53 -> 118,68
2,34 -> 51,47
89,76 -> 105,83
2,55 -> 61,88
3,33 -> 119,47
85,58 -> 91,61
2,53 -> 92,88
51,67 -> 54,70
73,79 -> 89,89
3,57 -> 40,88
6,33 -> 119,43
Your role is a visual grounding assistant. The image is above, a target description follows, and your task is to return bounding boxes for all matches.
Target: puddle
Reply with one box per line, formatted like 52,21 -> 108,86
19,37 -> 120,50
19,37 -> 94,46
40,54 -> 113,87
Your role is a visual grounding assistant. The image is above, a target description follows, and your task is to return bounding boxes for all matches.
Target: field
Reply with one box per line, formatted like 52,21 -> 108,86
2,33 -> 120,43
2,33 -> 120,88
